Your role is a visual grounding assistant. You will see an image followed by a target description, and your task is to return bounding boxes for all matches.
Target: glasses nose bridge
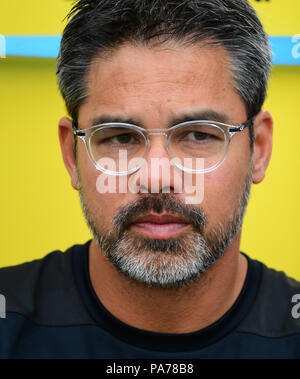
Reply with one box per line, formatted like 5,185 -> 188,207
146,128 -> 168,137
144,128 -> 169,155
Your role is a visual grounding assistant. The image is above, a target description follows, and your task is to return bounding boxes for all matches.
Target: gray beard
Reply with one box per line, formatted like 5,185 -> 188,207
78,168 -> 252,289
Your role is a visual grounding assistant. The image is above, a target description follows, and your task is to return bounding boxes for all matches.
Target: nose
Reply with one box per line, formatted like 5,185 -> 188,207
135,134 -> 179,194
147,133 -> 169,158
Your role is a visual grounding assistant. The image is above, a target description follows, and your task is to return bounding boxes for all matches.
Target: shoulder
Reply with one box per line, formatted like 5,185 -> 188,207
0,241 -> 92,325
0,248 -> 72,306
238,258 -> 300,337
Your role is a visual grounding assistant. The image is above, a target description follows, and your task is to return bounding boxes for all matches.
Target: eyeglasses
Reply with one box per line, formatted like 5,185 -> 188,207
73,118 -> 253,175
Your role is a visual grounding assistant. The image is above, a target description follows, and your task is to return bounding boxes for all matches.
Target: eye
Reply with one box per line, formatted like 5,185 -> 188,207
92,129 -> 143,147
180,130 -> 220,143
109,133 -> 135,144
185,131 -> 213,141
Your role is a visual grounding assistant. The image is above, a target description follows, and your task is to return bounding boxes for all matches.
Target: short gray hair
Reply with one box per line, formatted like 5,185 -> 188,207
56,0 -> 272,147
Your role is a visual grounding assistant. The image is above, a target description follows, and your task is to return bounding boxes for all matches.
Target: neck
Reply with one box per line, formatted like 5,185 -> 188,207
89,235 -> 248,334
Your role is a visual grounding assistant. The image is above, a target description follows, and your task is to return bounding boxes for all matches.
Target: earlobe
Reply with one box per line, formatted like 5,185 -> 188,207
252,110 -> 273,184
58,117 -> 79,190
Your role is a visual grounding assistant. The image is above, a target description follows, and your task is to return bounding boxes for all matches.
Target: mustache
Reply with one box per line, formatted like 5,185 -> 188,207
112,193 -> 207,235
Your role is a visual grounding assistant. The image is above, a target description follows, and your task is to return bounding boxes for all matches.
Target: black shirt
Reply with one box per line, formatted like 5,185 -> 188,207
0,240 -> 300,358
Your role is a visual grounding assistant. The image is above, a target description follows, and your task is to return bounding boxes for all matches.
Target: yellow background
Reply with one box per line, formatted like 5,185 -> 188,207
0,1 -> 299,280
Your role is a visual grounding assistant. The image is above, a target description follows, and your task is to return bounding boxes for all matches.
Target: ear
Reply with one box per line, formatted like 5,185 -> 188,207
252,110 -> 273,184
58,117 -> 79,190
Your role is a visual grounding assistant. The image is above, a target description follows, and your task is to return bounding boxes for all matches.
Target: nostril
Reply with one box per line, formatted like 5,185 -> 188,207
162,185 -> 175,194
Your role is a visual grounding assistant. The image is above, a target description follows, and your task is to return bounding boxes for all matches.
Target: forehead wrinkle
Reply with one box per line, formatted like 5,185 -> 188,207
87,43 -> 231,94
92,71 -> 203,97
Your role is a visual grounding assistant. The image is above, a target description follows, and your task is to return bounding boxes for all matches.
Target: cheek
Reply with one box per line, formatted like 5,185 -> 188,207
76,148 -> 111,227
203,171 -> 232,218
201,157 -> 250,225
77,156 -> 135,229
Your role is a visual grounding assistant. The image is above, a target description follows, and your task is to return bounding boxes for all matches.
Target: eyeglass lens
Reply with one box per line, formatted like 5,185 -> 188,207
88,123 -> 227,173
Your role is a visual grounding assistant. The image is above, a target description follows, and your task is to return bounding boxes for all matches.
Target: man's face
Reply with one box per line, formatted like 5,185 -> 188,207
74,42 -> 253,287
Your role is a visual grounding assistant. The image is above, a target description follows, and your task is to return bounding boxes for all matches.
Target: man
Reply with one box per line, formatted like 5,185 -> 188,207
0,0 -> 300,359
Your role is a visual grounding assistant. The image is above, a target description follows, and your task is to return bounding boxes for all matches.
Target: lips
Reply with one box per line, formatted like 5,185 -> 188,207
131,213 -> 190,239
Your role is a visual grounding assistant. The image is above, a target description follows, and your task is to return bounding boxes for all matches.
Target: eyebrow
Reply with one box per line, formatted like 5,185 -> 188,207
90,115 -> 141,127
89,109 -> 230,129
168,110 -> 229,126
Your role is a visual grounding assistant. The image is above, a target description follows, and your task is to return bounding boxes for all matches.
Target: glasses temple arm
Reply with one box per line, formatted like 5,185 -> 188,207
72,119 -> 86,137
229,116 -> 254,133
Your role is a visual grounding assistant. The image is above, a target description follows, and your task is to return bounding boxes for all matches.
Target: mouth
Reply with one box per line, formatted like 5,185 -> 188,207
131,213 -> 191,239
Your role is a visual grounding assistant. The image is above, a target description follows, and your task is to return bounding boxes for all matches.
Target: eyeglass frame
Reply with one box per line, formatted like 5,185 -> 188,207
72,117 -> 254,175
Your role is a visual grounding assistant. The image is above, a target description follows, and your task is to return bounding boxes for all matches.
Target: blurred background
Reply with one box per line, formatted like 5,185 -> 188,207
0,0 -> 299,279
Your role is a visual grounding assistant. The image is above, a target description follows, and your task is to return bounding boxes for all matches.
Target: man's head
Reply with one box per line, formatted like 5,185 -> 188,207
57,0 -> 273,288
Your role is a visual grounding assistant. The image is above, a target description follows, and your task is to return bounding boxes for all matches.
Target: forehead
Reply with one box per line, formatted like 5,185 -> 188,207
79,42 -> 246,126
